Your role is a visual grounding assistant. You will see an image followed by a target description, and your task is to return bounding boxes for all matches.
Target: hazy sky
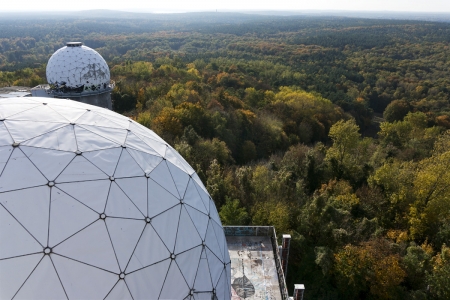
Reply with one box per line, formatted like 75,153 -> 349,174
2,0 -> 450,13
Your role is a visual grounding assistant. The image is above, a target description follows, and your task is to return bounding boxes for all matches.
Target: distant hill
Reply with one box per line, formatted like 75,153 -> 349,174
0,9 -> 449,23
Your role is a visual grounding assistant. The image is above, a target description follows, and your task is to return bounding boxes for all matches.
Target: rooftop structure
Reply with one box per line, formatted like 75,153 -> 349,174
31,42 -> 114,109
225,226 -> 289,300
0,86 -> 31,98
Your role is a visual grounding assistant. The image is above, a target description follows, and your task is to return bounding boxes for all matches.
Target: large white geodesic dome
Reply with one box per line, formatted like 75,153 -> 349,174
46,43 -> 110,94
0,97 -> 231,299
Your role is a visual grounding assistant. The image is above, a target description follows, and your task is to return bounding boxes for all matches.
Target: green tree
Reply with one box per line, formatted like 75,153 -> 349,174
427,244 -> 450,300
326,119 -> 372,185
383,99 -> 411,122
219,197 -> 249,225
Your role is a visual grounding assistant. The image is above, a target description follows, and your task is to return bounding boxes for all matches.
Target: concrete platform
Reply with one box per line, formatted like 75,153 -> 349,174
224,226 -> 288,300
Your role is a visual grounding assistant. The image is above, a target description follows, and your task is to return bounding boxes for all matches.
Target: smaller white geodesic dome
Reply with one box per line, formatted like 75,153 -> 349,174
0,97 -> 231,299
46,42 -> 110,94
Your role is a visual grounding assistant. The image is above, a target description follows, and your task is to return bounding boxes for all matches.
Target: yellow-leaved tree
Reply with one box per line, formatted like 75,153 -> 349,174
409,131 -> 450,241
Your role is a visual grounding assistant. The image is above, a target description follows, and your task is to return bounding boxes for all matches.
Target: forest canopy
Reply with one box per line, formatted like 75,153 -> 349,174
1,13 -> 449,299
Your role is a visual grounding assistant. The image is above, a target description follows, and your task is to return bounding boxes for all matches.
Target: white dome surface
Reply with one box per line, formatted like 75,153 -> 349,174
0,97 -> 231,300
46,43 -> 110,94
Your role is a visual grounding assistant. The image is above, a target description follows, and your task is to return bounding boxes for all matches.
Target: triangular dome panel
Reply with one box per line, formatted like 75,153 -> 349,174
116,177 -> 147,216
0,122 -> 13,146
127,148 -> 163,174
205,221 -> 224,262
0,205 -> 42,260
0,254 -> 42,300
56,155 -> 108,183
133,133 -> 167,157
93,111 -> 131,130
21,146 -> 75,181
129,121 -> 167,145
151,205 -> 181,254
52,254 -> 118,300
175,246 -> 202,287
104,280 -> 133,300
79,124 -> 128,146
106,218 -> 146,271
125,132 -> 160,156
105,182 -> 144,219
53,220 -> 119,273
8,104 -> 70,123
75,110 -> 124,129
0,186 -> 50,247
159,261 -> 190,299
4,120 -> 66,143
56,180 -> 110,213
75,125 -> 120,152
175,206 -> 203,254
214,269 -> 227,300
48,188 -> 99,247
149,160 -> 179,199
0,103 -> 40,119
114,149 -> 144,178
126,224 -> 170,273
193,180 -> 211,215
20,125 -> 77,152
185,205 -> 209,241
0,148 -> 48,193
165,146 -> 195,175
45,105 -> 88,123
126,259 -> 170,299
0,146 -> 13,175
192,172 -> 208,193
206,248 -> 224,287
211,220 -> 227,263
147,178 -> 180,218
83,148 -> 122,177
14,256 -> 67,300
167,161 -> 190,199
194,292 -> 214,299
193,249 -> 213,292
183,179 -> 208,215
209,199 -> 222,227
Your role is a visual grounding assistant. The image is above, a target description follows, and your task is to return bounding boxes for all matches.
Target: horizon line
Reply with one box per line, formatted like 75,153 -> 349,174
1,9 -> 450,14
